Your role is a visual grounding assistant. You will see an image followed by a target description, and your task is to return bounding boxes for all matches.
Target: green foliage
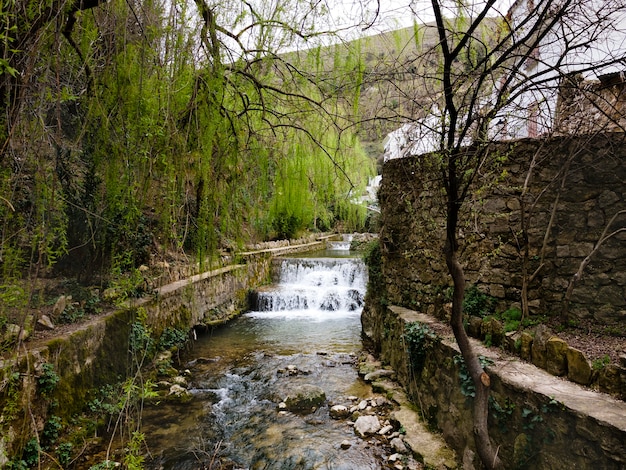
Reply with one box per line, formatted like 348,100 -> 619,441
501,307 -> 522,332
362,240 -> 388,310
56,442 -> 74,467
88,384 -> 121,416
592,354 -> 611,371
158,327 -> 188,351
20,438 -> 40,468
404,322 -> 438,374
490,396 -> 516,431
124,431 -> 146,470
463,285 -> 496,317
37,363 -> 59,396
129,320 -> 154,358
42,415 -> 62,444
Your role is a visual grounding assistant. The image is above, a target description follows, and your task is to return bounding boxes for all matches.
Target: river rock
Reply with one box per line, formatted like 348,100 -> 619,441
284,384 -> 326,414
172,376 -> 188,387
168,384 -> 192,402
329,404 -> 349,419
340,440 -> 352,450
357,399 -> 368,410
364,369 -> 395,381
354,415 -> 381,437
379,424 -> 394,435
390,437 -> 408,453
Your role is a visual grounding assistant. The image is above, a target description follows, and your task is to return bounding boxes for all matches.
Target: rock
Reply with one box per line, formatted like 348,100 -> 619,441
340,440 -> 352,450
467,316 -> 483,337
546,337 -> 568,376
329,405 -> 350,419
284,384 -> 326,414
566,347 -> 593,385
278,402 -> 287,411
531,324 -> 552,369
391,437 -> 408,453
364,369 -> 395,381
379,424 -> 394,435
482,317 -> 504,346
598,364 -> 621,396
172,376 -> 188,386
354,415 -> 381,437
168,384 -> 192,402
520,331 -> 533,361
156,350 -> 172,363
357,399 -> 368,410
52,295 -> 71,317
36,315 -> 55,331
505,331 -> 521,354
513,433 -> 530,465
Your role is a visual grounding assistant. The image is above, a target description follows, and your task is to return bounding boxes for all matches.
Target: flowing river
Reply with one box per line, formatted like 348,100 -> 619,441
139,246 -> 384,469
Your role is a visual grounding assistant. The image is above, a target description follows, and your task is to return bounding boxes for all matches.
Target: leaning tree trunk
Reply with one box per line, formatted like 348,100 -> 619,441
445,189 -> 503,469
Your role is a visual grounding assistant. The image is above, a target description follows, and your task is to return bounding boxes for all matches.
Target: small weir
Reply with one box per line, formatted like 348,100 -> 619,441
139,250 -> 386,469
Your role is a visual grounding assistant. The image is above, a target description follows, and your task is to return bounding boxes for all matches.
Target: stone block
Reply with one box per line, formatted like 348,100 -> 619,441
566,347 -> 593,385
546,337 -> 568,376
467,316 -> 483,338
598,364 -> 622,397
520,332 -> 533,361
531,325 -> 552,369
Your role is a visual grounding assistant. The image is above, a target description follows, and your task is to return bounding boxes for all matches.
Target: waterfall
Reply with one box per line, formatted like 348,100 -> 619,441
249,256 -> 367,320
327,234 -> 353,251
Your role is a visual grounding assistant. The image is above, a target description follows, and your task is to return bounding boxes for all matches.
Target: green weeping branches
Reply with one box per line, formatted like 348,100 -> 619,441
0,0 -> 374,283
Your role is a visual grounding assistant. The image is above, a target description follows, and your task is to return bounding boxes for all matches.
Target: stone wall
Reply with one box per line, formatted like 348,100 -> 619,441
362,304 -> 626,469
379,132 -> 626,323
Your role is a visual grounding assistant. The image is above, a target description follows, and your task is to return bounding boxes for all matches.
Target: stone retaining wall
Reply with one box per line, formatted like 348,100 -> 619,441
362,304 -> 626,469
379,132 -> 626,323
0,238 -> 328,465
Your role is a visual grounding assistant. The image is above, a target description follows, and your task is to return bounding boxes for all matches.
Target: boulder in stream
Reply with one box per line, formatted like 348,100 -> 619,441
284,384 -> 326,414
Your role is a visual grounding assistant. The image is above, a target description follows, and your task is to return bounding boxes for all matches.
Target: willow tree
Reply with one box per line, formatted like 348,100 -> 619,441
0,0 -> 374,285
368,0 -> 626,467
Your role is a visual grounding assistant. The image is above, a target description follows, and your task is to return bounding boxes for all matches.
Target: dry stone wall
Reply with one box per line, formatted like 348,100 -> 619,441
379,132 -> 626,324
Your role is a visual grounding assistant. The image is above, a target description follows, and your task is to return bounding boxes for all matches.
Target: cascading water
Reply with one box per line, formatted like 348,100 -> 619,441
135,251 -> 384,470
249,256 -> 365,318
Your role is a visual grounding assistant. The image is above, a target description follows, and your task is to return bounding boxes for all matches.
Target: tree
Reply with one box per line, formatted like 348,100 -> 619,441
0,0 -> 374,283
371,1 -> 626,467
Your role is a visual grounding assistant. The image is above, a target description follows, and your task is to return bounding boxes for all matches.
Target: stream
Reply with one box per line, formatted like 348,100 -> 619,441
140,245 -> 385,469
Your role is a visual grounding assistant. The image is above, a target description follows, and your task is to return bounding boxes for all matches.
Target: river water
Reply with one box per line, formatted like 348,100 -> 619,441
140,247 -> 382,469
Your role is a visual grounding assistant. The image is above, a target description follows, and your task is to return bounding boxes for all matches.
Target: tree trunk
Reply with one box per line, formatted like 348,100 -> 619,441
445,190 -> 502,469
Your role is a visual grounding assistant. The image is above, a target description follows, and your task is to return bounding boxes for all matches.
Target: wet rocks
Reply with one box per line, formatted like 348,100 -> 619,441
354,415 -> 382,437
283,384 -> 326,414
329,404 -> 350,419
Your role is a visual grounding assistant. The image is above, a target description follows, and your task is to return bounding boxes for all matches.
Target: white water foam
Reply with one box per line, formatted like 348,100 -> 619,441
248,257 -> 367,321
